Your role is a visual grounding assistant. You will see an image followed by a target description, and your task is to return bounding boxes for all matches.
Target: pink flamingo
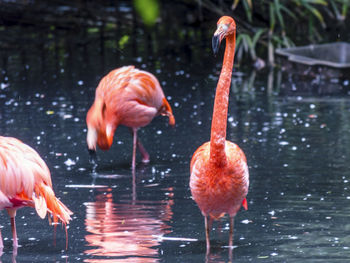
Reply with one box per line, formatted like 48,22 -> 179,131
86,66 -> 175,170
190,16 -> 249,252
0,136 -> 72,250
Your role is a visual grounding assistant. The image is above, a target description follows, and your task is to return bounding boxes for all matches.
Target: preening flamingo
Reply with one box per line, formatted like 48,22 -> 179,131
86,66 -> 175,170
0,136 -> 72,249
189,16 -> 249,251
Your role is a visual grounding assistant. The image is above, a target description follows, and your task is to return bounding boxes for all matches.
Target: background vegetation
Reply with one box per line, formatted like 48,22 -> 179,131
135,0 -> 349,66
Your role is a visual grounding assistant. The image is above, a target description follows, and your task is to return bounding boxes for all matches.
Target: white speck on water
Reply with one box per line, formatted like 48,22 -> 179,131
174,102 -> 179,107
64,159 -> 76,166
77,80 -> 84,86
1,83 -> 9,89
228,116 -> 234,122
157,130 -> 162,135
268,210 -> 275,216
241,219 -> 251,224
197,121 -> 202,125
310,104 -> 316,109
279,141 -> 289,146
271,253 -> 278,256
292,146 -> 297,150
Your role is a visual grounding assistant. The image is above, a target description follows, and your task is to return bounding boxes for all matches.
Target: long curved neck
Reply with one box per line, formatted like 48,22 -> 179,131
209,33 -> 236,166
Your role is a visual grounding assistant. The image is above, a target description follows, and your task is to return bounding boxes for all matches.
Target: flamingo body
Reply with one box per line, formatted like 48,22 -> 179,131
0,136 -> 72,248
190,141 -> 248,219
86,66 -> 175,167
189,16 -> 249,251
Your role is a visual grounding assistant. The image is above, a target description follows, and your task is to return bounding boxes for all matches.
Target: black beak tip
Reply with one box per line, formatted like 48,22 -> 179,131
212,35 -> 220,55
88,148 -> 96,156
88,148 -> 97,164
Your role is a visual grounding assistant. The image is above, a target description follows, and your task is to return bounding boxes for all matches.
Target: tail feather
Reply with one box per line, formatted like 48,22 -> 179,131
34,183 -> 73,248
35,184 -> 72,224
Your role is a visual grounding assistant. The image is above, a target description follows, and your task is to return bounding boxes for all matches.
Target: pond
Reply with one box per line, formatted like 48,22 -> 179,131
1,2 -> 350,263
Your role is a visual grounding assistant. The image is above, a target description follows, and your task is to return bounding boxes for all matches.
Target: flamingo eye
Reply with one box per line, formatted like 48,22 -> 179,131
222,24 -> 229,31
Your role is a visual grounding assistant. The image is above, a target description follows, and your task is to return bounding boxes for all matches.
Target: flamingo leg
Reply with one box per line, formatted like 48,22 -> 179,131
6,209 -> 18,248
229,216 -> 234,248
0,228 -> 3,249
204,216 -> 210,253
132,128 -> 138,171
10,217 -> 18,248
130,128 -> 150,167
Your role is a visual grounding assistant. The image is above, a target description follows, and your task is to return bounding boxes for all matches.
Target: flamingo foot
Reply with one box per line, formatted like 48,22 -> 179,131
141,156 -> 150,164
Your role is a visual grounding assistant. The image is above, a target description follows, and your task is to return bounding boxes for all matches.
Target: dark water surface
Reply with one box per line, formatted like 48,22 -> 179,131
1,3 -> 350,263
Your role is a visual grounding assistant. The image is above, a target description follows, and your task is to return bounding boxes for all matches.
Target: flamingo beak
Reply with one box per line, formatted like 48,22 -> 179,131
212,24 -> 229,55
88,148 -> 97,166
212,34 -> 221,55
87,127 -> 97,150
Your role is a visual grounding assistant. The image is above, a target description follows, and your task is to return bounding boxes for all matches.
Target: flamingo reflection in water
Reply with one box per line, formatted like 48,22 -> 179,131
84,187 -> 174,262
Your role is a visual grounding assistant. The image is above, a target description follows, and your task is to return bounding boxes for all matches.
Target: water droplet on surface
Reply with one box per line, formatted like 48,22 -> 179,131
64,159 -> 76,166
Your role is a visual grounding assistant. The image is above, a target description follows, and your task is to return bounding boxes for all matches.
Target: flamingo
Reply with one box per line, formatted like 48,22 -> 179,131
0,136 -> 73,250
86,66 -> 175,170
189,16 -> 249,252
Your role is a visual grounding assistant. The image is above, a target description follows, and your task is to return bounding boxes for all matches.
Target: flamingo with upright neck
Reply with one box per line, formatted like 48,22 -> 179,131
190,16 -> 249,252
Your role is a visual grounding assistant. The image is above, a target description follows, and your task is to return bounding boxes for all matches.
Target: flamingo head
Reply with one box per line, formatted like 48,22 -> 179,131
86,99 -> 115,151
212,16 -> 236,55
86,124 -> 114,151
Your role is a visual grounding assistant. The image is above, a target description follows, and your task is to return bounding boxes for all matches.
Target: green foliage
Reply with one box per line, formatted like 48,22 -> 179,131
217,0 -> 349,65
118,35 -> 130,49
133,0 -> 159,26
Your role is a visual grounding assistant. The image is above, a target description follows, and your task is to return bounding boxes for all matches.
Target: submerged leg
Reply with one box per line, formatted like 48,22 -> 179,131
204,216 -> 210,253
